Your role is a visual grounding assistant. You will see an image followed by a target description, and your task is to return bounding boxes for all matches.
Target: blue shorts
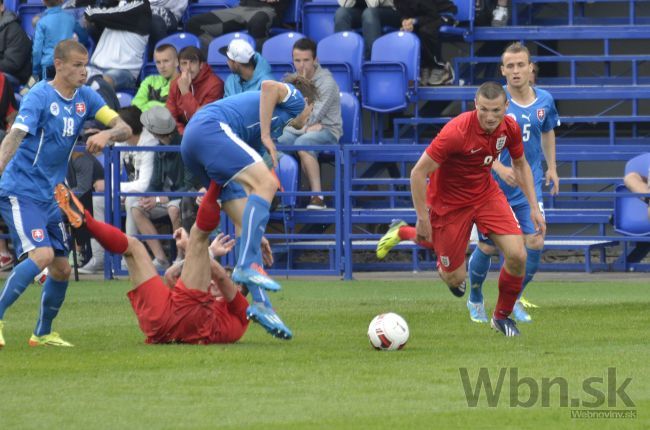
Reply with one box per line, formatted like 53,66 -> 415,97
0,195 -> 69,258
181,118 -> 263,189
479,200 -> 545,245
221,181 -> 247,204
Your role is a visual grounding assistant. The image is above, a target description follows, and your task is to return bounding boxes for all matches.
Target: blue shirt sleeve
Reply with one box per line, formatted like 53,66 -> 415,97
13,85 -> 46,136
542,93 -> 560,132
279,83 -> 306,117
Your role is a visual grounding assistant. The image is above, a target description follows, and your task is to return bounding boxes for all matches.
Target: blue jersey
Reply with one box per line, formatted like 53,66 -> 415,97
0,81 -> 105,202
189,83 -> 306,153
496,87 -> 560,205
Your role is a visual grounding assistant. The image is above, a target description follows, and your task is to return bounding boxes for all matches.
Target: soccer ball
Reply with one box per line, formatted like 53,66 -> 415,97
367,312 -> 409,351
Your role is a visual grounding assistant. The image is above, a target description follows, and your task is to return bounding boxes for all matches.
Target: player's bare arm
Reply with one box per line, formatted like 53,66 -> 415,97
492,159 -> 518,187
0,128 -> 27,174
259,80 -> 287,167
512,155 -> 546,235
86,116 -> 132,154
541,129 -> 559,195
410,152 -> 439,243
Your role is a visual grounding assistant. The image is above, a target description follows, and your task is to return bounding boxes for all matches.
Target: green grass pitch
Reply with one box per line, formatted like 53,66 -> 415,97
0,277 -> 647,429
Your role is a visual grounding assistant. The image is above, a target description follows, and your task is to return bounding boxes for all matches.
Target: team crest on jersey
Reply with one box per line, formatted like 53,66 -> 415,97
31,229 -> 44,242
75,102 -> 86,117
496,136 -> 507,151
537,108 -> 545,121
440,256 -> 450,267
50,103 -> 59,116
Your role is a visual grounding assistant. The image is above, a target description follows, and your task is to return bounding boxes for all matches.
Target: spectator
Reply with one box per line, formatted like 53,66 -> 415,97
131,106 -> 191,271
492,0 -> 509,27
394,0 -> 456,86
149,0 -> 188,56
166,46 -> 224,134
186,0 -> 288,49
278,38 -> 341,210
0,72 -> 17,142
334,0 -> 401,59
32,0 -> 87,81
0,0 -> 32,88
66,151 -> 104,273
220,39 -> 274,98
132,44 -> 179,112
84,0 -> 152,91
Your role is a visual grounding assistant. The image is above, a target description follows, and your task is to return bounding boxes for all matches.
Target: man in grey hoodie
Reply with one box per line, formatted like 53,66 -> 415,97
278,38 -> 342,210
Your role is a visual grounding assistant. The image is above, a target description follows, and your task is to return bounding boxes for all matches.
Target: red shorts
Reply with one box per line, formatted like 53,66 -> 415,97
430,192 -> 521,273
127,277 -> 249,344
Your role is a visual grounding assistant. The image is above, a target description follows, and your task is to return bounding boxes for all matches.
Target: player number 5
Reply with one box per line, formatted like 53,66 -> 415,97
522,123 -> 530,142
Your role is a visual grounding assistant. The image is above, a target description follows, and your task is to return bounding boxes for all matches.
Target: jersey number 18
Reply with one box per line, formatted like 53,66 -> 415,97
62,117 -> 75,137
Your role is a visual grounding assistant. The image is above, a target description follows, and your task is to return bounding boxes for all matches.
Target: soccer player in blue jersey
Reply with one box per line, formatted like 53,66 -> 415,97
465,42 -> 560,324
181,76 -> 317,339
0,40 -> 132,348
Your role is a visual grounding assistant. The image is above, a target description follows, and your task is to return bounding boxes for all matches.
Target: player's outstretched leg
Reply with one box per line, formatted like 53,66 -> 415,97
490,267 -> 524,337
232,196 -> 281,292
376,219 -> 407,259
466,246 -> 492,323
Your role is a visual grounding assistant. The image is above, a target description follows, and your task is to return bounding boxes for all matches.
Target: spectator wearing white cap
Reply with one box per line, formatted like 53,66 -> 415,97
131,106 -> 194,270
220,39 -> 275,98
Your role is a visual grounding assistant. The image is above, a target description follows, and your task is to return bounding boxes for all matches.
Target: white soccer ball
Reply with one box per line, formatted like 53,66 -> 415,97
367,312 -> 409,351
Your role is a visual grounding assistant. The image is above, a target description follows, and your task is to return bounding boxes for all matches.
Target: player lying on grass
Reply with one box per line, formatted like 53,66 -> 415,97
56,181 -> 257,345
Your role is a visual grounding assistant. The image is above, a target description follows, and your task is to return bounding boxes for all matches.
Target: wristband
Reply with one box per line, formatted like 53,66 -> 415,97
155,196 -> 161,204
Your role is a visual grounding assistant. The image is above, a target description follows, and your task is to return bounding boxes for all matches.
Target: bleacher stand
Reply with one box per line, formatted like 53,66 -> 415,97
260,31 -> 304,79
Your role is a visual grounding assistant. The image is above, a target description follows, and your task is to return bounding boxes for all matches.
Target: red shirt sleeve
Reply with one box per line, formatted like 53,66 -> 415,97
505,117 -> 524,159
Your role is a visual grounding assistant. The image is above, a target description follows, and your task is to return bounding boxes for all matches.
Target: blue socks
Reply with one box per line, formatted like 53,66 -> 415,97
468,247 -> 492,304
0,258 -> 41,320
35,277 -> 68,336
235,237 -> 272,308
237,194 -> 270,269
521,247 -> 541,297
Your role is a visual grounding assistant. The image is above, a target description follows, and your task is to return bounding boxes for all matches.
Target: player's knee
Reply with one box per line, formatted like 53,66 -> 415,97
478,242 -> 497,255
439,269 -> 465,288
125,236 -> 144,258
525,234 -> 544,250
29,247 -> 55,269
505,247 -> 527,272
51,262 -> 71,280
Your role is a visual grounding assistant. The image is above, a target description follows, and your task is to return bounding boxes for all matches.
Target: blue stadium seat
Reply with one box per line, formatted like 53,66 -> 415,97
155,32 -> 201,52
3,0 -> 18,13
18,4 -> 45,38
318,32 -> 364,93
361,31 -> 420,113
302,0 -> 339,42
206,32 -> 256,81
439,0 -> 474,38
275,154 -> 299,208
339,92 -> 360,145
262,32 -> 305,79
116,92 -> 134,108
614,185 -> 650,236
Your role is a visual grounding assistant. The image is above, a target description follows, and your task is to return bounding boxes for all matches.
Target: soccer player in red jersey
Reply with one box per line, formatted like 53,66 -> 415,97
379,82 -> 545,336
56,181 -> 251,345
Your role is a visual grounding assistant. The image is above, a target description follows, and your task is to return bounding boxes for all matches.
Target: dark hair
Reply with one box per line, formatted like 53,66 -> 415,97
54,39 -> 88,61
178,46 -> 204,63
292,38 -> 317,59
476,81 -> 507,102
154,43 -> 178,56
283,74 -> 319,105
44,0 -> 64,6
501,42 -> 531,65
118,106 -> 144,136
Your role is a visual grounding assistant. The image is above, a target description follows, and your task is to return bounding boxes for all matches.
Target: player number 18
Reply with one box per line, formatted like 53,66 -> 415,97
62,117 -> 75,137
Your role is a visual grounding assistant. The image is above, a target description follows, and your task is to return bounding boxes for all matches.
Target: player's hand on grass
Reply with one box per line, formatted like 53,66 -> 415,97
261,236 -> 274,267
415,217 -> 432,243
545,169 -> 560,195
209,233 -> 236,257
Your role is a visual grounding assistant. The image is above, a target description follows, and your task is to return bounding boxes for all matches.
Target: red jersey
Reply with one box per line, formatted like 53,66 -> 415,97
425,111 -> 523,215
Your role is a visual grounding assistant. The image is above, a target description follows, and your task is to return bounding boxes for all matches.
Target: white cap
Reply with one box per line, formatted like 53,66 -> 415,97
219,39 -> 255,63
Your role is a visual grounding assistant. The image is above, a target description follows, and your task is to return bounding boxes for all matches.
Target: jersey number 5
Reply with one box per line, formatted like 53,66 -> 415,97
522,123 -> 530,142
62,117 -> 75,137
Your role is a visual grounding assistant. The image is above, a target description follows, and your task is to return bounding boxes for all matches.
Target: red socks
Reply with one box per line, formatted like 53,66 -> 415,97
196,181 -> 222,232
84,210 -> 128,255
398,225 -> 435,250
493,267 -> 524,320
